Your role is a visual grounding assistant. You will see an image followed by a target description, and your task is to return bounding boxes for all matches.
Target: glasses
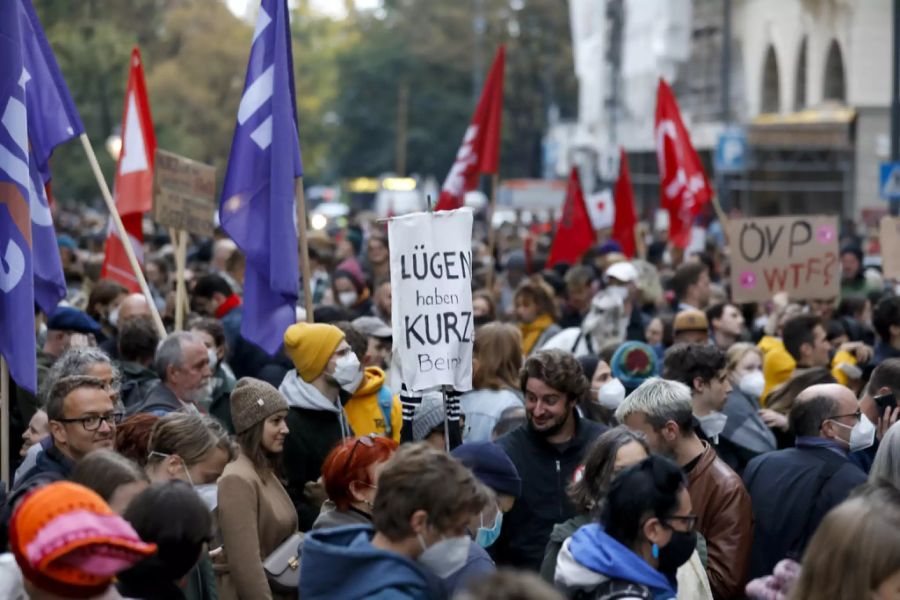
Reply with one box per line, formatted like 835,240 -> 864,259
827,410 -> 861,422
56,412 -> 124,431
342,434 -> 377,473
662,514 -> 698,532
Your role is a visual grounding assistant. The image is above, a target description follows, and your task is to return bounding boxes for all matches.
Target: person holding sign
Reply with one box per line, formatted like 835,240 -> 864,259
279,322 -> 358,530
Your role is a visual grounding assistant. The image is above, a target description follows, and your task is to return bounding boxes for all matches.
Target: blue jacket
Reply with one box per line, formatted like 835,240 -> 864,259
300,525 -> 437,600
555,524 -> 676,600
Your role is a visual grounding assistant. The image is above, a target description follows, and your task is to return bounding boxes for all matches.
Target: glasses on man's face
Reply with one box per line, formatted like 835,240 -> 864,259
662,514 -> 698,532
827,410 -> 862,423
342,434 -> 377,473
56,412 -> 124,431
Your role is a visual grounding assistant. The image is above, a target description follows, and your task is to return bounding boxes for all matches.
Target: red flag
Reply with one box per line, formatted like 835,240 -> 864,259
101,47 -> 156,291
546,168 -> 595,268
612,148 -> 637,258
436,45 -> 505,211
654,78 -> 712,248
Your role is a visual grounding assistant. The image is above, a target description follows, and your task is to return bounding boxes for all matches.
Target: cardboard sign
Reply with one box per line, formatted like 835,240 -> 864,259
153,149 -> 216,236
726,215 -> 839,302
389,208 -> 474,392
880,217 -> 900,280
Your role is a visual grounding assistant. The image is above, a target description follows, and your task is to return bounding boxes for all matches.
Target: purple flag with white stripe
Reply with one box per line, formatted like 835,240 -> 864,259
219,0 -> 303,354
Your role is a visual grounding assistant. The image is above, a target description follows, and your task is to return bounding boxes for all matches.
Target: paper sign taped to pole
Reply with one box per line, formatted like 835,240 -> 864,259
880,217 -> 900,280
389,208 -> 474,392
726,215 -> 839,303
153,149 -> 216,237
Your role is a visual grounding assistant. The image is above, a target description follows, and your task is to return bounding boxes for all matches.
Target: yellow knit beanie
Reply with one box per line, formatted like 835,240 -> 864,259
284,322 -> 345,382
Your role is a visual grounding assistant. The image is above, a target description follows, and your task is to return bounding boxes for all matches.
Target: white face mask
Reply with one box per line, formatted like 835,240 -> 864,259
207,348 -> 218,370
341,365 -> 364,394
333,353 -> 362,387
696,411 -> 728,442
417,533 -> 470,578
597,378 -> 626,410
606,285 -> 629,302
338,291 -> 359,307
108,306 -> 120,328
194,483 -> 218,511
830,413 -> 876,452
738,370 -> 765,399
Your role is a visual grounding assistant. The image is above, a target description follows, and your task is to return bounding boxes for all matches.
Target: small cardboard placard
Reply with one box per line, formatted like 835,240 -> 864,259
880,217 -> 900,280
726,215 -> 839,303
153,149 -> 216,236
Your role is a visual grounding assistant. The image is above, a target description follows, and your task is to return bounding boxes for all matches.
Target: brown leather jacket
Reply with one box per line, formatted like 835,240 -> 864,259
688,442 -> 754,600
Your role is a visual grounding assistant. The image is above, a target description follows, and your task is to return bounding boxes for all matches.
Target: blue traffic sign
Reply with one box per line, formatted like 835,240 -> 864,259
880,162 -> 900,200
715,127 -> 748,173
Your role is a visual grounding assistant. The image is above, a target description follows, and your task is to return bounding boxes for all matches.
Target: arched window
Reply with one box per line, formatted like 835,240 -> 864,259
823,40 -> 846,103
761,45 -> 780,113
794,37 -> 807,110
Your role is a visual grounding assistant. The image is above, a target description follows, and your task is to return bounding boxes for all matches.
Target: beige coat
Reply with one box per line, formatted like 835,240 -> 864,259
216,452 -> 298,600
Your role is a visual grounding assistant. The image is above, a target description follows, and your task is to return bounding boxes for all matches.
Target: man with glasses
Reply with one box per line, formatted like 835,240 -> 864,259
10,375 -> 121,503
616,377 -> 752,600
743,383 -> 869,579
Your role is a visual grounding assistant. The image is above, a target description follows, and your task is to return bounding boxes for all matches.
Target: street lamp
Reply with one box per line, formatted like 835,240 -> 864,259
105,126 -> 122,162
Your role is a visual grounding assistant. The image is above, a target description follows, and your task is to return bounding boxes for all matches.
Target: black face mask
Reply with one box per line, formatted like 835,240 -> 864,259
656,530 -> 697,576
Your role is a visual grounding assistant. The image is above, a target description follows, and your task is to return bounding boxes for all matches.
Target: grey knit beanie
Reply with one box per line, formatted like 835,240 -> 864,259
230,377 -> 289,434
412,392 -> 446,442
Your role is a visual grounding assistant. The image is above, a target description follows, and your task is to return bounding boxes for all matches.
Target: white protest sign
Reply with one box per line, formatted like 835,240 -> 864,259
389,208 -> 474,392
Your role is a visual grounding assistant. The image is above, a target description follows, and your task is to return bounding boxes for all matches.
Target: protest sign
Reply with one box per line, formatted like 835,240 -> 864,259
152,149 -> 216,237
881,217 -> 900,280
726,215 -> 839,303
389,208 -> 474,392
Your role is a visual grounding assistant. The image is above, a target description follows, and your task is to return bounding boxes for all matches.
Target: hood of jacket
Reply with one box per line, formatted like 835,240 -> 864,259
300,525 -> 431,600
280,369 -> 340,413
353,367 -> 385,398
556,524 -> 675,599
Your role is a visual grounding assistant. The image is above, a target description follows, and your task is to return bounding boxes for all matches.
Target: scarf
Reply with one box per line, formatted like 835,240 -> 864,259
520,314 -> 555,355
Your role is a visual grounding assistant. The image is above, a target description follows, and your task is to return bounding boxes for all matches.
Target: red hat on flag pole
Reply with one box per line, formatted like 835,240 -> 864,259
435,45 -> 505,211
101,47 -> 157,291
612,148 -> 638,258
654,78 -> 712,249
546,167 -> 595,268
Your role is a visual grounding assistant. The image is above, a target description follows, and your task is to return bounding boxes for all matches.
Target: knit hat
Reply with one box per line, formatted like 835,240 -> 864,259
610,341 -> 659,392
451,442 -> 522,498
762,347 -> 796,402
335,258 -> 367,294
673,309 -> 709,333
284,322 -> 345,382
230,377 -> 289,433
47,306 -> 102,335
9,482 -> 157,598
412,392 -> 446,441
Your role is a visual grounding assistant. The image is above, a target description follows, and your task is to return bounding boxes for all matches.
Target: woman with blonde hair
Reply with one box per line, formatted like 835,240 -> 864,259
514,278 -> 561,356
461,323 -> 525,442
720,343 -> 777,471
789,482 -> 900,600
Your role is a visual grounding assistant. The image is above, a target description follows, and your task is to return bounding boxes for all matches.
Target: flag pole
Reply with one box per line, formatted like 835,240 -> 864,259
1,357 -> 9,487
80,134 -> 166,339
485,173 -> 500,289
174,230 -> 188,331
295,178 -> 314,324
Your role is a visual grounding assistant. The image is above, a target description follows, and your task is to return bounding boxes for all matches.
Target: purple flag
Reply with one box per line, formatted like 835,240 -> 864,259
18,0 -> 83,314
219,0 -> 302,355
0,1 -> 38,392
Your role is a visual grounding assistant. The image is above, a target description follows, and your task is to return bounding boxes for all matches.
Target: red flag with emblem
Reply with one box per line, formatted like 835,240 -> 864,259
101,47 -> 156,291
612,148 -> 638,257
654,78 -> 712,248
546,168 -> 595,267
435,45 -> 505,211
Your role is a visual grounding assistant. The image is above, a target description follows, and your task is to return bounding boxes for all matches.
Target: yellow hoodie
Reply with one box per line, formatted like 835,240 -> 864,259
344,367 -> 402,442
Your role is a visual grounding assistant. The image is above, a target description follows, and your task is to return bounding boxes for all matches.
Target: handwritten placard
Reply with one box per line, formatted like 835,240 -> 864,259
726,215 -> 839,302
389,208 -> 474,392
881,217 -> 900,280
152,149 -> 216,237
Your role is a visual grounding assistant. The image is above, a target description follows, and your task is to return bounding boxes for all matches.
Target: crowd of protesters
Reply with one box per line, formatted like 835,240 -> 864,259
1,206 -> 899,600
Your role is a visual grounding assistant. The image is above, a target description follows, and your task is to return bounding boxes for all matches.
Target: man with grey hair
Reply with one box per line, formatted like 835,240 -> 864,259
135,332 -> 212,415
743,383 -> 869,580
617,377 -> 752,600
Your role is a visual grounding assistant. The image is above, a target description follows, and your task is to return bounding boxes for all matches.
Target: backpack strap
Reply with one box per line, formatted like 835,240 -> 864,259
377,385 -> 394,437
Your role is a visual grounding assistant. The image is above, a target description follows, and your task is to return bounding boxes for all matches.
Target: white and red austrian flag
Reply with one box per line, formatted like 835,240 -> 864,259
389,208 -> 474,392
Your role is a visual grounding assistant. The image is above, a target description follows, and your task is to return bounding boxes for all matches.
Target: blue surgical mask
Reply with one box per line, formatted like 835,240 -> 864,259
475,508 -> 503,548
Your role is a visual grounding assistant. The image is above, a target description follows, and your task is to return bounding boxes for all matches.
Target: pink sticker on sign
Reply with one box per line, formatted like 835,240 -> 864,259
816,226 -> 835,244
739,271 -> 757,289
